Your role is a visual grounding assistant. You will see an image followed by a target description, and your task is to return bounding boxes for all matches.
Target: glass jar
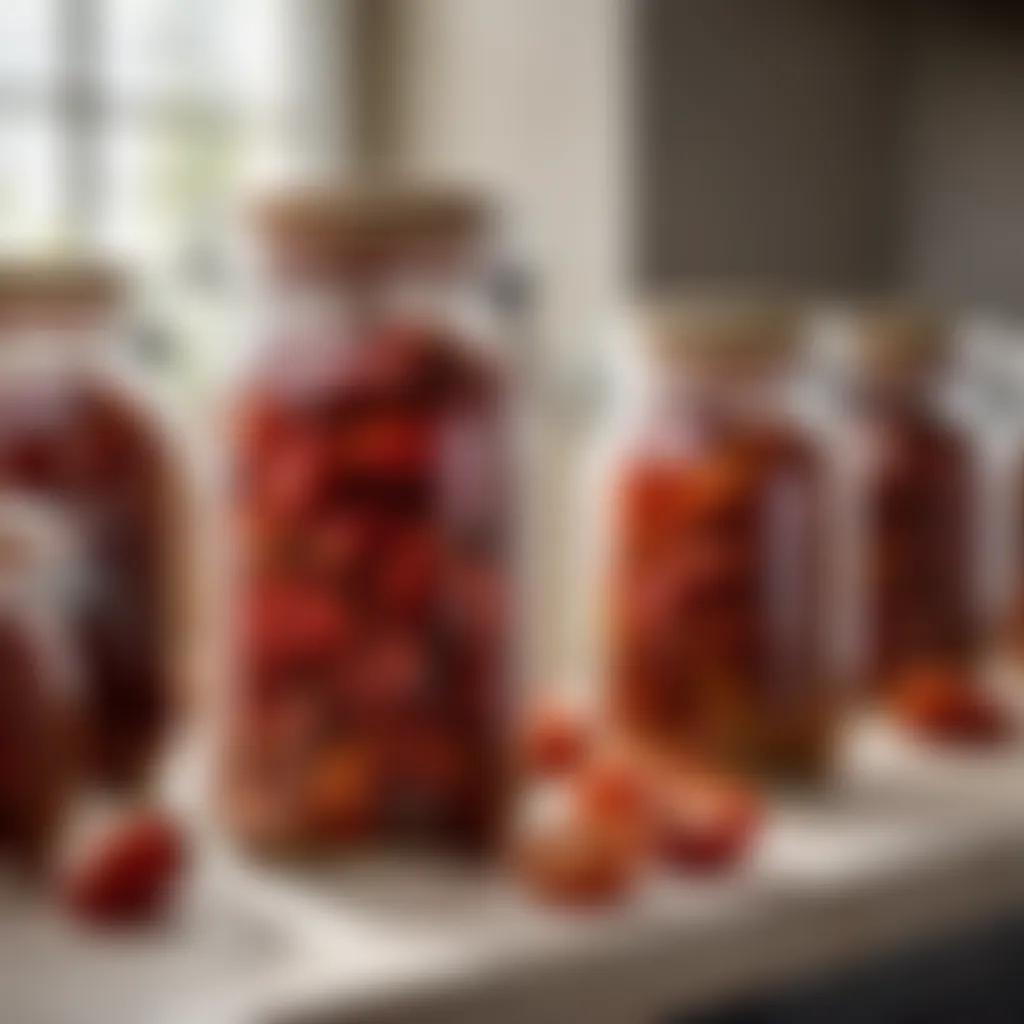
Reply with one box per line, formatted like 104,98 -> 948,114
0,499 -> 81,877
222,186 -> 517,858
0,261 -> 185,790
595,298 -> 831,781
823,309 -> 979,703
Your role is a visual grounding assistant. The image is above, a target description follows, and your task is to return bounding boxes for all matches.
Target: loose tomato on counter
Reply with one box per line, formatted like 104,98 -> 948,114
62,811 -> 187,927
650,768 -> 761,875
511,781 -> 643,908
889,666 -> 1009,747
510,726 -> 763,907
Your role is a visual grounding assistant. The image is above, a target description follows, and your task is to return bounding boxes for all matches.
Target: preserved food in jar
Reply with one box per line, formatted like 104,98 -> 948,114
223,187 -> 516,857
826,310 -> 981,711
0,500 -> 81,876
0,262 -> 184,789
601,298 -> 831,779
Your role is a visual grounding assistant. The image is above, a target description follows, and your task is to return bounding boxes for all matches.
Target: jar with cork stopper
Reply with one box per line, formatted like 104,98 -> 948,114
222,184 -> 520,858
590,294 -> 833,782
0,259 -> 188,790
821,307 -> 1000,743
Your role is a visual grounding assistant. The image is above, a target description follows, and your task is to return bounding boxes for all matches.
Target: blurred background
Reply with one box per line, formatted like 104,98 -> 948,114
2,0 -> 1023,680
2,3 -> 1024,1020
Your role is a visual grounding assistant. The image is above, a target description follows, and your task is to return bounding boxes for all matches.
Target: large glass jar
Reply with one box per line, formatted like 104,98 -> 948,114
595,298 -> 831,781
823,309 -> 979,705
0,499 -> 81,877
222,187 -> 516,858
0,262 -> 185,790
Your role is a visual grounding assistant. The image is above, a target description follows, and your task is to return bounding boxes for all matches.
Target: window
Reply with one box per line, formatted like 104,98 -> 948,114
0,0 -> 309,388
0,0 -> 292,264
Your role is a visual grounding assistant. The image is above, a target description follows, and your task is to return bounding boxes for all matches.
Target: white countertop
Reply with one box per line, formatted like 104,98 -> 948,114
5,711 -> 1024,1024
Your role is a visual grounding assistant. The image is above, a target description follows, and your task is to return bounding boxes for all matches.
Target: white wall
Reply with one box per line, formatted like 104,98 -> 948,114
382,0 -> 632,682
391,0 -> 631,351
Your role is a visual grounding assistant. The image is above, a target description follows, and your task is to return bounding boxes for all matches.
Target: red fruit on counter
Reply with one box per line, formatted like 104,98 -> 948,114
653,771 -> 760,875
891,667 -> 1009,746
63,812 -> 187,926
521,700 -> 591,778
577,748 -> 651,829
512,784 -> 640,908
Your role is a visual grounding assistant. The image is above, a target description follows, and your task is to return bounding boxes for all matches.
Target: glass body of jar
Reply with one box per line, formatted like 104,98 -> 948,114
1011,463 -> 1024,658
222,187 -> 517,858
0,262 -> 184,791
825,309 -> 979,702
598,299 -> 832,781
0,499 -> 82,878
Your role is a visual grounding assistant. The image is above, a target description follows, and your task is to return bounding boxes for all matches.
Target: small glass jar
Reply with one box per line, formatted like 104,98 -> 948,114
0,261 -> 186,790
822,308 -> 979,702
593,297 -> 831,781
222,186 -> 517,858
0,499 -> 81,877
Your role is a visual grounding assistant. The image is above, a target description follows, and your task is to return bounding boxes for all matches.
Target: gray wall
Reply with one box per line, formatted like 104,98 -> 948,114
897,4 -> 1024,313
639,0 -> 1024,315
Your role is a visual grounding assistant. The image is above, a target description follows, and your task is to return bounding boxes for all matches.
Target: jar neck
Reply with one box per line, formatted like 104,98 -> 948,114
646,365 -> 790,437
257,245 -> 496,351
839,370 -> 944,421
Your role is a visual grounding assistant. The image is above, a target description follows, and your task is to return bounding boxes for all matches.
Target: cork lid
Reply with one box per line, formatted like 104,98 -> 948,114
0,258 -> 126,319
250,182 -> 491,252
641,292 -> 802,373
842,304 -> 951,378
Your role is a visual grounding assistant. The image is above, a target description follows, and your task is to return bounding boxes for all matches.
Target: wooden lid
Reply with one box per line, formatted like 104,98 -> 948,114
840,304 -> 950,379
250,182 -> 490,251
642,292 -> 802,372
0,258 -> 126,314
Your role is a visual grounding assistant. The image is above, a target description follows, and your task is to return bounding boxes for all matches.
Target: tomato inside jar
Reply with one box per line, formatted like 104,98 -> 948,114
223,187 -> 517,857
602,298 -> 832,781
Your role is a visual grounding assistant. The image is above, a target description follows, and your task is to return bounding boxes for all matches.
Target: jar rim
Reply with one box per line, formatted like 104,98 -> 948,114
825,303 -> 952,381
637,290 -> 803,373
249,181 -> 492,251
0,257 -> 126,314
